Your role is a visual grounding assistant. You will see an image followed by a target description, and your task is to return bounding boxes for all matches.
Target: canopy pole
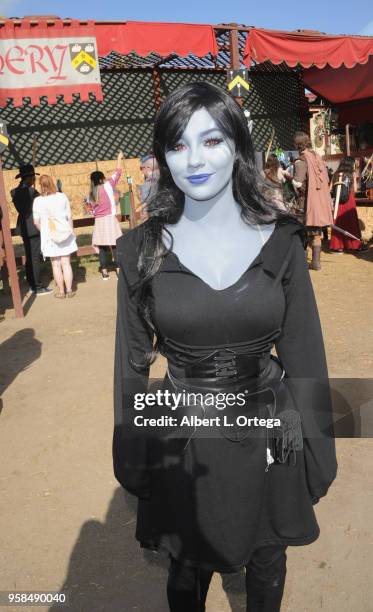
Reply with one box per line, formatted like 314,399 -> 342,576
0,157 -> 24,318
152,67 -> 162,113
229,27 -> 243,107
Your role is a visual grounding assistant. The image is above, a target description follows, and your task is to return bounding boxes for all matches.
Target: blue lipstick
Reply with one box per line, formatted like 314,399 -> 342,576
186,173 -> 212,184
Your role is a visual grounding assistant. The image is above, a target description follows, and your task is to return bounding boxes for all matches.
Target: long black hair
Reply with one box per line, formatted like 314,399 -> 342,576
335,156 -> 355,179
140,81 -> 290,276
135,81 -> 292,363
89,170 -> 105,203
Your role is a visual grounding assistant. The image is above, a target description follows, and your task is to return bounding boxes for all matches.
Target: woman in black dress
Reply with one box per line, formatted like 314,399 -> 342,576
113,82 -> 337,611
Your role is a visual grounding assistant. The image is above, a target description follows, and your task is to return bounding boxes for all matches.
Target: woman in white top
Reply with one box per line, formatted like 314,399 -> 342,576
33,175 -> 77,298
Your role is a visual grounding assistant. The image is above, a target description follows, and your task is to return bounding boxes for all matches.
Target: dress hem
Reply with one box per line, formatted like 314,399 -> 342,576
137,528 -> 320,573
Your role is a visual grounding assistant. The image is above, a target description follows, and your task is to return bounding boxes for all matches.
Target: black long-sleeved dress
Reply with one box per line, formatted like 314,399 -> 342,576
113,218 -> 337,573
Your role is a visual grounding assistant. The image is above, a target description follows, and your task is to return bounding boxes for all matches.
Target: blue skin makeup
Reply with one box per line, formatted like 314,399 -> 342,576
165,108 -> 235,202
164,107 -> 275,290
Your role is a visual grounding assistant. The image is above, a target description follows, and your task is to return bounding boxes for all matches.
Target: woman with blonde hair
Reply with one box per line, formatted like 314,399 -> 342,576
33,175 -> 77,298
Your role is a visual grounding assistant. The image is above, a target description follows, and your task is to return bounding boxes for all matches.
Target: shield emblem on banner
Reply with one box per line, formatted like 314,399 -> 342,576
69,43 -> 97,74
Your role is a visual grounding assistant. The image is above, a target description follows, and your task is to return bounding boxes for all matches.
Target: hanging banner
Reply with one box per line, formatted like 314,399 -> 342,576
0,21 -> 103,107
227,69 -> 250,97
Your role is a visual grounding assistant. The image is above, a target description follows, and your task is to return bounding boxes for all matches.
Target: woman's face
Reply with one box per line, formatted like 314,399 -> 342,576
165,107 -> 235,201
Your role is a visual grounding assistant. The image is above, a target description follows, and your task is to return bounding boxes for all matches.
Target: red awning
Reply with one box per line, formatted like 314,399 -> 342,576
243,28 -> 373,110
0,19 -> 218,107
337,99 -> 373,127
243,28 -> 373,69
95,21 -> 218,58
303,57 -> 373,104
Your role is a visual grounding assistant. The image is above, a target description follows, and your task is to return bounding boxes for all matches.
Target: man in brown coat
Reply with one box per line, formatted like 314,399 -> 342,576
292,132 -> 333,270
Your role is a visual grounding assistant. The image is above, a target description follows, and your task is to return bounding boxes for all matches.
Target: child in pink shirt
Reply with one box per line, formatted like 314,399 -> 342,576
88,151 -> 123,279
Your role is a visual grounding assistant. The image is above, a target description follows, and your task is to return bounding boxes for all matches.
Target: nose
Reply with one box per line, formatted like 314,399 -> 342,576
187,144 -> 205,170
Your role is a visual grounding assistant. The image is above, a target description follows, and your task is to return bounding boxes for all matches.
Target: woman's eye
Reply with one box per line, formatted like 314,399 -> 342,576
171,143 -> 186,152
204,138 -> 223,147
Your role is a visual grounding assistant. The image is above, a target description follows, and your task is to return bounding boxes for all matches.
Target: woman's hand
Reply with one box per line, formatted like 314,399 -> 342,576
117,150 -> 124,168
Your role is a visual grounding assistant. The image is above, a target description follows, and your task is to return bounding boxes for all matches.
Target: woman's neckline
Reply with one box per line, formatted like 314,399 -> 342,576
165,222 -> 278,293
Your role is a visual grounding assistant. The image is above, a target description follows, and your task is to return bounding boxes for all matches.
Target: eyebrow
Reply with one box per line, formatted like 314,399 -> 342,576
198,128 -> 223,136
176,127 -> 224,142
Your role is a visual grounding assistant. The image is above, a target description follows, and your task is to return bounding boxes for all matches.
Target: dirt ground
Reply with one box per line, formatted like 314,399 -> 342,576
0,245 -> 373,612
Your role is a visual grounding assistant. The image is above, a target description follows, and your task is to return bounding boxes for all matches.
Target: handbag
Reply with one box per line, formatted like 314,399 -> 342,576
48,216 -> 74,244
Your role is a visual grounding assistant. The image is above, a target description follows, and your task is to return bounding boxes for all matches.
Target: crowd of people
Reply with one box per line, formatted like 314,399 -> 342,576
9,152 -> 160,297
262,132 -> 367,270
9,127 -> 367,300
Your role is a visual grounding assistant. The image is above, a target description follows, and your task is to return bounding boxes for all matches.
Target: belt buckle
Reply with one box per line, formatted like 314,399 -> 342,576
213,349 -> 238,379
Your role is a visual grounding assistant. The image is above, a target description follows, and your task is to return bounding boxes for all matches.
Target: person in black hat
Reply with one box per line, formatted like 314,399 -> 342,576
11,164 -> 52,295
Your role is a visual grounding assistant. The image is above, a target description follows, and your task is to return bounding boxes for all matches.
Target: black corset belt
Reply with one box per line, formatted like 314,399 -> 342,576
160,330 -> 282,390
164,353 -> 303,467
169,349 -> 270,388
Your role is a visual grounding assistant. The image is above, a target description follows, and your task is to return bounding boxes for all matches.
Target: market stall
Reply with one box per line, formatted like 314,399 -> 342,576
0,19 -> 219,317
8,20 -> 369,315
243,28 -> 373,207
0,19 -> 312,317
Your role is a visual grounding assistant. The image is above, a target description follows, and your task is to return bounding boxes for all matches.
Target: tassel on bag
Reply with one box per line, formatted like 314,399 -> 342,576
265,379 -> 303,470
272,409 -> 303,465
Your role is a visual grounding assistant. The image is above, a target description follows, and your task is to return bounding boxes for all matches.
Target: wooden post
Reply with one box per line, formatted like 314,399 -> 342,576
122,157 -> 137,229
128,184 -> 137,229
345,124 -> 351,156
152,67 -> 162,113
0,157 -> 24,318
229,27 -> 243,107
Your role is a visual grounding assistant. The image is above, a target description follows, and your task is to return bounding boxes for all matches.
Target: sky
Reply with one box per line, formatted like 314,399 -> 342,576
0,0 -> 372,36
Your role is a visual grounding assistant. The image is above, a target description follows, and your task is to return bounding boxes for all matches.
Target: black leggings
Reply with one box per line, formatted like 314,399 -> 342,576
167,545 -> 287,612
98,245 -> 117,270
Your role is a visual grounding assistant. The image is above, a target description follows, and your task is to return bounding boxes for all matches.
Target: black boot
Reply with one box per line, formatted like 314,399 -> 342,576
245,546 -> 286,612
167,560 -> 212,612
309,245 -> 321,270
246,576 -> 286,612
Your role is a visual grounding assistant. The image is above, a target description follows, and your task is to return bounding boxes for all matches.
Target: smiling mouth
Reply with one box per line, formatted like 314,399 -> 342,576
186,174 -> 213,184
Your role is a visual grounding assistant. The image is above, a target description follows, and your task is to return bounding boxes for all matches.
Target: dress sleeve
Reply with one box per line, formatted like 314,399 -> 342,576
275,234 -> 337,500
63,193 -> 72,218
113,234 -> 154,498
32,197 -> 41,221
108,168 -> 122,188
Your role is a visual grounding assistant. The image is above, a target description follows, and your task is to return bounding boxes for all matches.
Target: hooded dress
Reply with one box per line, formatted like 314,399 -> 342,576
113,218 -> 337,573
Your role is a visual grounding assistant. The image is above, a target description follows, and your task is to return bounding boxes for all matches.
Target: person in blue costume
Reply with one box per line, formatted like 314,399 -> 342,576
113,82 -> 337,612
